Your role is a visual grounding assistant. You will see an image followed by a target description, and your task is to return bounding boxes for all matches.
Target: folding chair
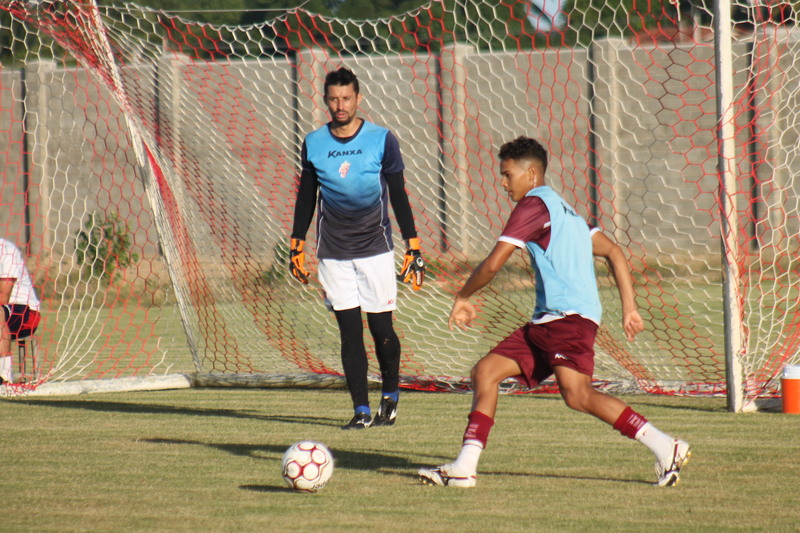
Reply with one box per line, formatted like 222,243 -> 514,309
16,336 -> 39,383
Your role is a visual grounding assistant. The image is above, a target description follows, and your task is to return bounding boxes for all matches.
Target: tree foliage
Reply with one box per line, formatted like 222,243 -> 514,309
75,212 -> 139,284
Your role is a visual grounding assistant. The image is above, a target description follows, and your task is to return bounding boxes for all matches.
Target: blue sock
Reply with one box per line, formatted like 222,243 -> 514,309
355,405 -> 371,416
382,391 -> 399,402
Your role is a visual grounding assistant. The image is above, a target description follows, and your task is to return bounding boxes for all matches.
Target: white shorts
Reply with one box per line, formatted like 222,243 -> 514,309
317,251 -> 397,313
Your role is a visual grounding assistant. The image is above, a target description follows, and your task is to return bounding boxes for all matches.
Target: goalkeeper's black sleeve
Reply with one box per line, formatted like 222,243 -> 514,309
291,167 -> 318,241
384,170 -> 417,241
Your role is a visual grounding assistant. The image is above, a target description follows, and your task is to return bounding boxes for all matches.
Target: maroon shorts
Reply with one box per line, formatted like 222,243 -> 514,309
490,314 -> 598,388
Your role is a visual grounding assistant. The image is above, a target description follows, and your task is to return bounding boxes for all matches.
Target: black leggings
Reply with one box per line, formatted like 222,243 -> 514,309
334,308 -> 401,409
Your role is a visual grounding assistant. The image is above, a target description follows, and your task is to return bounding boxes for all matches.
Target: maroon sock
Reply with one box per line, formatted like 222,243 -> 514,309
613,406 -> 648,440
463,410 -> 495,448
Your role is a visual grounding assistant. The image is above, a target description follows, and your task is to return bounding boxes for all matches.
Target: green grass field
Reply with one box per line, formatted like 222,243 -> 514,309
3,388 -> 798,532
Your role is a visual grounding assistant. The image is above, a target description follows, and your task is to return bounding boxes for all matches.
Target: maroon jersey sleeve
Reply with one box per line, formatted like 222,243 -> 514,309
499,195 -> 551,250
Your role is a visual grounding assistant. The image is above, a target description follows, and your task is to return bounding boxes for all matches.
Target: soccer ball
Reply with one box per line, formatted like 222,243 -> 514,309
281,440 -> 334,492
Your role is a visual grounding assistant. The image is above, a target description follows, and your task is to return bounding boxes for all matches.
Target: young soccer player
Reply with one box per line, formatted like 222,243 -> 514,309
418,136 -> 690,487
289,67 -> 425,429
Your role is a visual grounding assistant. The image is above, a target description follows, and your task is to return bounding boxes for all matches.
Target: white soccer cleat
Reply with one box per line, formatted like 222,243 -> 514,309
655,439 -> 691,487
418,464 -> 476,488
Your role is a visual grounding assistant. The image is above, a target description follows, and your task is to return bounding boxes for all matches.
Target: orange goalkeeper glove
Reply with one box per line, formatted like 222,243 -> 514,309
397,237 -> 425,291
289,238 -> 309,284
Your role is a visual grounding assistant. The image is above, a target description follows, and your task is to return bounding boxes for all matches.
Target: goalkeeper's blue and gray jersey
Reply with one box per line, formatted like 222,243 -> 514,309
291,120 -> 416,260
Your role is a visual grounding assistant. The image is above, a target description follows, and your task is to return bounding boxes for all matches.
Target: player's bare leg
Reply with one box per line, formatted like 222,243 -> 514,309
554,365 -> 691,486
419,353 -> 521,487
461,353 -> 524,471
553,365 -> 627,424
0,322 -> 12,384
470,353 -> 523,417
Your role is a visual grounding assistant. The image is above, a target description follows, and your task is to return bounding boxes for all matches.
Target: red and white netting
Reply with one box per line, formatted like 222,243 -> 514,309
1,0 -> 798,404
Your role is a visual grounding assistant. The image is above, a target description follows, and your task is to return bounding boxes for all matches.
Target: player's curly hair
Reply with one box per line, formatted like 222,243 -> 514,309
324,67 -> 360,95
498,136 -> 548,173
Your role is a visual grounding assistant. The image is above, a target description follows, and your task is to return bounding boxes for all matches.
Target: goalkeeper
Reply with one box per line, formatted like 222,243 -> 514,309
289,67 -> 425,430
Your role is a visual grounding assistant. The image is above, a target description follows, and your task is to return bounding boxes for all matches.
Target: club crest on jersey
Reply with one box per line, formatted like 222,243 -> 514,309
339,161 -> 350,178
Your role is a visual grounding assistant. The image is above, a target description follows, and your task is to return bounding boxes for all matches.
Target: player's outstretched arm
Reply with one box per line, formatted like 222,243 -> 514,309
591,231 -> 644,341
449,241 -> 516,331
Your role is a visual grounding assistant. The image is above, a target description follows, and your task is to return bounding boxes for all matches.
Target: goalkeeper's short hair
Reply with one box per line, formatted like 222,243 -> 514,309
324,67 -> 360,95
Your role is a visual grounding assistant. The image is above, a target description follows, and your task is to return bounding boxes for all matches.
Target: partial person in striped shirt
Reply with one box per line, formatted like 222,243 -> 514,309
0,238 -> 41,384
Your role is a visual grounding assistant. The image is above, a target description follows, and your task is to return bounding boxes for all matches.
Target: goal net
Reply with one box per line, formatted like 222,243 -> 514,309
1,0 -> 798,408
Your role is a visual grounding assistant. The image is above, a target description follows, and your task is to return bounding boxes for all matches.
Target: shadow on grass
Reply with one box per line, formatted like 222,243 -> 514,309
483,470 -> 651,485
137,436 -> 653,494
142,438 -> 433,493
13,398 -> 342,426
239,463 -> 652,493
626,400 -> 728,413
511,392 -> 727,414
141,438 -> 432,469
240,484 -> 293,493
374,468 -> 650,486
142,437 -> 651,492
